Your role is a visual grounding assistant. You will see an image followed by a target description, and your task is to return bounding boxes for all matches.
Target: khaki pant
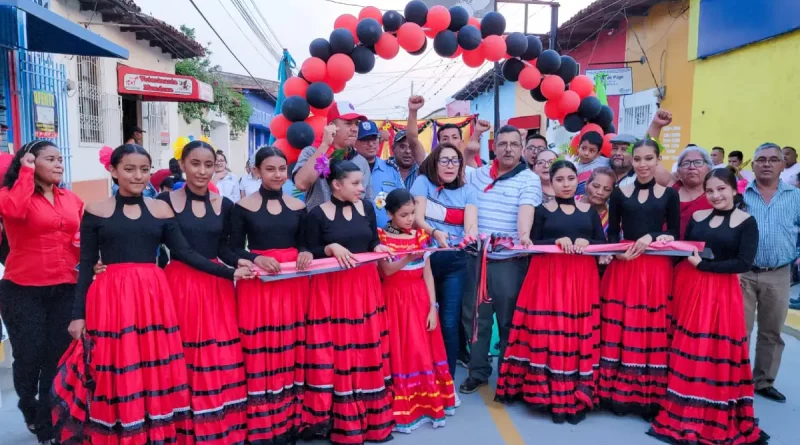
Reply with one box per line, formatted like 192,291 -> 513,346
740,266 -> 791,390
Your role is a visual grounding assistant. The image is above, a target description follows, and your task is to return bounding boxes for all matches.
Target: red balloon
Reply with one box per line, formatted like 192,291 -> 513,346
450,46 -> 464,59
602,133 -> 616,157
426,5 -> 451,32
481,35 -> 506,62
375,33 -> 400,60
334,14 -> 359,43
358,6 -> 382,24
274,139 -> 300,164
468,17 -> 481,28
570,75 -> 594,98
544,100 -> 563,120
283,77 -> 308,98
310,104 -> 331,116
307,115 -> 327,139
327,53 -> 355,82
269,114 -> 290,139
558,90 -> 581,115
518,66 -> 542,90
540,75 -> 566,100
424,28 -> 439,39
397,23 -> 425,52
462,49 -> 484,68
570,134 -> 580,149
301,58 -> 327,83
580,123 -> 604,138
326,76 -> 346,94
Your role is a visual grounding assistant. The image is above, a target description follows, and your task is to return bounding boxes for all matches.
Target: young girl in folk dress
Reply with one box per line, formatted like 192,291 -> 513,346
377,189 -> 456,433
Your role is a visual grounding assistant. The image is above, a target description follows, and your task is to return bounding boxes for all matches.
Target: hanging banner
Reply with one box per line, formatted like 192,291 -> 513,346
423,1 -> 496,17
33,90 -> 58,139
584,68 -> 633,96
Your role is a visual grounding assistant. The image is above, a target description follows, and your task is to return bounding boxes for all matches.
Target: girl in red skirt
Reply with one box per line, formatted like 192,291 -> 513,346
376,189 -> 456,433
496,160 -> 606,424
649,168 -> 768,444
52,144 -> 251,445
301,159 -> 394,445
229,146 -> 312,445
600,138 -> 680,419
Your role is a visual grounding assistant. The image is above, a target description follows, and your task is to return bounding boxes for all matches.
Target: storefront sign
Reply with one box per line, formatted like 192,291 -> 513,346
117,65 -> 214,103
33,90 -> 58,139
585,67 -> 633,96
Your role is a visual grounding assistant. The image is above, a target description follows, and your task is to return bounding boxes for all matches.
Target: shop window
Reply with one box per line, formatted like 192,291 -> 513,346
618,88 -> 658,138
77,56 -> 103,144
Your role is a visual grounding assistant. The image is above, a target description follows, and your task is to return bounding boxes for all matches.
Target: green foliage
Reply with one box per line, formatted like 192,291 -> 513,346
175,25 -> 253,136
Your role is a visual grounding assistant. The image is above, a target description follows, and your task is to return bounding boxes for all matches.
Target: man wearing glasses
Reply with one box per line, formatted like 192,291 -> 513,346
741,142 -> 800,404
523,134 -> 548,168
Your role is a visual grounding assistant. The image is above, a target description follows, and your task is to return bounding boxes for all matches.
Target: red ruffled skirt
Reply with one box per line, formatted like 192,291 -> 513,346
52,263 -> 191,445
164,260 -> 247,445
496,254 -> 600,424
382,269 -> 456,433
648,262 -> 768,445
301,263 -> 394,445
598,255 -> 672,418
237,248 -> 308,445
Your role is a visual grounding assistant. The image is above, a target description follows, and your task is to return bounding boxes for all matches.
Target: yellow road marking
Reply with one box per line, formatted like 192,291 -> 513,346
479,385 -> 525,445
786,309 -> 800,331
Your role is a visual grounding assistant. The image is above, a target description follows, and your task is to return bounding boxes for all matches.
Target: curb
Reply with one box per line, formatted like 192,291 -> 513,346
784,308 -> 800,341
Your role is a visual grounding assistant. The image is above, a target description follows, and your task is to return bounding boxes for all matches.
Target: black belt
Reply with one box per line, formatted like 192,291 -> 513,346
750,263 -> 791,273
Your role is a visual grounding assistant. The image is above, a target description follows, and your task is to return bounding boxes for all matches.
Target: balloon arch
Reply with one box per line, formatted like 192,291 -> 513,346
268,1 -> 617,164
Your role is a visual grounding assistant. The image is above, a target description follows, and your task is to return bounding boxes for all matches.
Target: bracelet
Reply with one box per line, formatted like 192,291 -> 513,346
431,302 -> 439,309
432,229 -> 438,237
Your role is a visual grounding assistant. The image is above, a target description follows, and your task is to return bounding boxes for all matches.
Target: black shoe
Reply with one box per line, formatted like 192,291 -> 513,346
459,377 -> 487,394
756,387 -> 786,403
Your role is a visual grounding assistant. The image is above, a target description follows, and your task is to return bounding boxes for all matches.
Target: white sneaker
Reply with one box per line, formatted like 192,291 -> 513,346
454,391 -> 462,408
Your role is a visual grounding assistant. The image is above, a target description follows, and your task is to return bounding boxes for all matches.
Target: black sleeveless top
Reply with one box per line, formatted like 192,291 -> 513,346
607,178 -> 680,243
305,197 -> 379,258
73,194 -> 234,319
685,208 -> 759,274
532,197 -> 607,245
229,187 -> 308,261
156,188 -> 238,266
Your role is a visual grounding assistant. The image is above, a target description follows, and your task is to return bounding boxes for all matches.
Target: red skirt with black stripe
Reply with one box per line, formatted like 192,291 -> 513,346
598,255 -> 672,418
495,254 -> 600,424
237,248 -> 308,445
52,263 -> 192,445
648,262 -> 768,445
301,263 -> 394,445
164,260 -> 247,445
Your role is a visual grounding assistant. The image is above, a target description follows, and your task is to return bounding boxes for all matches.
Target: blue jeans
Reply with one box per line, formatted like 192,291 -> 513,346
430,250 -> 467,377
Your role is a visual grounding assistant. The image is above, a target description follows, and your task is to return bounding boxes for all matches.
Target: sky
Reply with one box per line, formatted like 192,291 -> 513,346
133,0 -> 597,119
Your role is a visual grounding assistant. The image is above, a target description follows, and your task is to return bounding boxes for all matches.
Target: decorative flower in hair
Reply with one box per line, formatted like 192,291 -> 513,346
374,191 -> 387,210
172,136 -> 190,160
98,146 -> 113,172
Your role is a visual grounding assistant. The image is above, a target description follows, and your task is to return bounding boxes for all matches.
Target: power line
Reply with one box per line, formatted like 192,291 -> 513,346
215,0 -> 279,70
230,0 -> 282,61
247,0 -> 286,48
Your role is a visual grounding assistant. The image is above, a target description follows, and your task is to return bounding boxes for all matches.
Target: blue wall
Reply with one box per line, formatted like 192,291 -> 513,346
698,0 -> 800,58
469,80 -> 515,160
244,91 -> 275,160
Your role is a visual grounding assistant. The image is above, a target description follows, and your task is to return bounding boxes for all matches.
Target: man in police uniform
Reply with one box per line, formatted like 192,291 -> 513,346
354,120 -> 404,228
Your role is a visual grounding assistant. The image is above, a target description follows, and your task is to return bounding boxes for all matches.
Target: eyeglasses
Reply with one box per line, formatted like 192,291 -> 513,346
496,141 -> 522,150
438,158 -> 461,167
678,160 -> 706,169
524,145 -> 546,152
754,157 -> 783,165
535,159 -> 555,168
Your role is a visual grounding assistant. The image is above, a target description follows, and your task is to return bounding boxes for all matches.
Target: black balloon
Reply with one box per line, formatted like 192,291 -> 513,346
536,49 -> 561,74
605,123 -> 617,134
578,96 -> 602,121
480,11 -> 506,37
563,113 -> 585,132
282,96 -> 310,122
382,10 -> 404,32
330,28 -> 355,54
287,122 -> 316,149
448,5 -> 469,32
309,38 -> 332,62
306,82 -> 334,109
409,38 -> 427,56
530,85 -> 547,102
594,105 -> 614,128
356,18 -> 382,47
404,0 -> 428,26
350,46 -> 376,74
505,33 -> 528,58
457,25 -> 482,51
433,30 -> 458,57
557,55 -> 578,84
501,58 -> 525,82
520,35 -> 543,60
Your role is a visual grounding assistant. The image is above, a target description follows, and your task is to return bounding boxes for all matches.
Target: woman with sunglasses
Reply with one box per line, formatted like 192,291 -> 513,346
0,141 -> 83,444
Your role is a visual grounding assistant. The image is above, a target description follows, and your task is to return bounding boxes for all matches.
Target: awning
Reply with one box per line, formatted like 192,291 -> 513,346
508,115 -> 542,130
0,0 -> 128,59
117,65 -> 214,103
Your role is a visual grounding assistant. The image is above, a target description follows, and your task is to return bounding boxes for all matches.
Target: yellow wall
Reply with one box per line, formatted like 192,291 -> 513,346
625,3 -> 694,166
514,83 -> 545,128
691,29 -> 800,159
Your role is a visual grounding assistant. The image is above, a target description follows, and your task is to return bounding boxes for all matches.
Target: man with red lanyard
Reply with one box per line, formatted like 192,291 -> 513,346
292,101 -> 374,210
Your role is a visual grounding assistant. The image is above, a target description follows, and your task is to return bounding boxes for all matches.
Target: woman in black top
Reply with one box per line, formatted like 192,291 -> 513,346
229,146 -> 311,445
301,159 -> 394,445
649,168 -> 767,445
599,138 -> 680,419
496,160 -> 606,424
51,144 -> 246,445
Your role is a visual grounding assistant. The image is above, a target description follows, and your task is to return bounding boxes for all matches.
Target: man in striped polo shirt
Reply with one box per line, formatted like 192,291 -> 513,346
459,125 -> 542,394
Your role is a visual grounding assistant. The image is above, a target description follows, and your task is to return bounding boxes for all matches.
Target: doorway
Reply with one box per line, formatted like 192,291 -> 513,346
121,96 -> 139,144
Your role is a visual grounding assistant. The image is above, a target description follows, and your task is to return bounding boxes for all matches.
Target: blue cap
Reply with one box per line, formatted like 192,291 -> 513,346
357,120 -> 379,140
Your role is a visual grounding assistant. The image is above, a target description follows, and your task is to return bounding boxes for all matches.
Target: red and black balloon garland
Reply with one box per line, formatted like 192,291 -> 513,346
269,1 -> 618,163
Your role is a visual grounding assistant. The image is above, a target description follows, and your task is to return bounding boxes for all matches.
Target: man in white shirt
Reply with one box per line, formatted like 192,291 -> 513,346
711,146 -> 727,169
780,146 -> 799,187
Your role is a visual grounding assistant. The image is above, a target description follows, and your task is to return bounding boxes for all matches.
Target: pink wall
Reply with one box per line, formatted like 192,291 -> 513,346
564,24 -> 628,125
